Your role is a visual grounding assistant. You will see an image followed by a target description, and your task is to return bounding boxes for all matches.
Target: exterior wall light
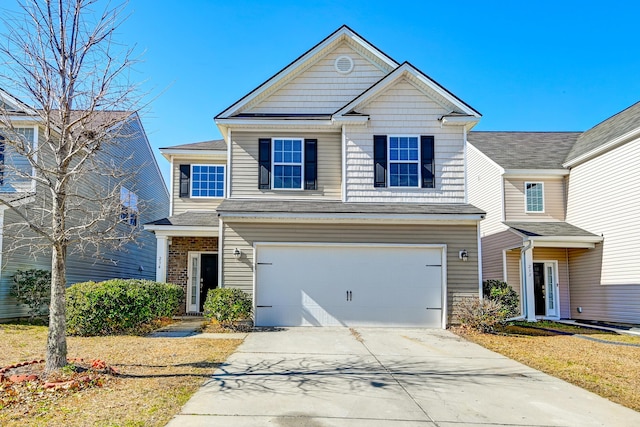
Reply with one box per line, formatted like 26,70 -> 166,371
459,249 -> 468,262
233,248 -> 242,259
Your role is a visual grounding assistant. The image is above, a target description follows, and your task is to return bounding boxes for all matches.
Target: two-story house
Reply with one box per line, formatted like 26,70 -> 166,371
0,88 -> 170,320
146,26 -> 485,328
468,101 -> 640,325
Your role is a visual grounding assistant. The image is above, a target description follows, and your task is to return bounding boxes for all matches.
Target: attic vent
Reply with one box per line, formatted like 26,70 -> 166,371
334,55 -> 354,74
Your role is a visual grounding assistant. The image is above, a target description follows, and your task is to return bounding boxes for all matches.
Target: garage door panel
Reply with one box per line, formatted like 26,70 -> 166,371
255,244 -> 444,328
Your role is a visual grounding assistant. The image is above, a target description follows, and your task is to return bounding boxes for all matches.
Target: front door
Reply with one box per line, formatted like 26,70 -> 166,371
187,253 -> 218,313
533,261 -> 559,318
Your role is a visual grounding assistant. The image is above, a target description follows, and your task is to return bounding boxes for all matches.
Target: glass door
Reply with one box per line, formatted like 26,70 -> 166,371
187,254 -> 200,313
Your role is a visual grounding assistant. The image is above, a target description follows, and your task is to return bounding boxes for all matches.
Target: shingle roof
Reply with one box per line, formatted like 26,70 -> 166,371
217,199 -> 485,216
565,101 -> 640,163
504,221 -> 599,238
468,131 -> 580,169
160,139 -> 227,151
146,211 -> 217,227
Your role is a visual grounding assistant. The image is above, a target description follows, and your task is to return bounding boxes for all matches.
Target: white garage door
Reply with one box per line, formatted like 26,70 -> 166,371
254,243 -> 444,328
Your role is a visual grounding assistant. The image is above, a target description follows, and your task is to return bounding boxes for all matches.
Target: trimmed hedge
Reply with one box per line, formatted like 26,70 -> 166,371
203,288 -> 252,326
66,279 -> 183,336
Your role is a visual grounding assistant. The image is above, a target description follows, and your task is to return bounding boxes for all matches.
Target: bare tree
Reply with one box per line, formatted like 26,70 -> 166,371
0,0 -> 142,373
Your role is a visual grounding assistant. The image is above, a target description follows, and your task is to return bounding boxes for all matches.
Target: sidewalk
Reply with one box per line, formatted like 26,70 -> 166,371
148,317 -> 248,339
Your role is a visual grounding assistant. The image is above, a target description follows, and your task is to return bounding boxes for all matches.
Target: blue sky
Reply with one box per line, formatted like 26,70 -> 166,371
2,1 -> 640,185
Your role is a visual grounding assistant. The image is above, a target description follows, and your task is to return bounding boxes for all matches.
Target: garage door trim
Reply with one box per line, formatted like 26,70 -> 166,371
253,242 -> 448,328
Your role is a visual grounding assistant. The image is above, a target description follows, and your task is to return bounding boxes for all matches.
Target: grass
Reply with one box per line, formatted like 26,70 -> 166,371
454,322 -> 640,412
0,323 -> 242,427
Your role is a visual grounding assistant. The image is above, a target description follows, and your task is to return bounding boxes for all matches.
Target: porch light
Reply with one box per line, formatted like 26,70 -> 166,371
459,249 -> 468,262
233,248 -> 242,259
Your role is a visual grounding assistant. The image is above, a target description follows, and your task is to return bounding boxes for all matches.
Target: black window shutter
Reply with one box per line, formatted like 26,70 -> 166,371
304,139 -> 317,190
373,135 -> 387,187
179,164 -> 190,198
421,135 -> 435,188
258,138 -> 271,189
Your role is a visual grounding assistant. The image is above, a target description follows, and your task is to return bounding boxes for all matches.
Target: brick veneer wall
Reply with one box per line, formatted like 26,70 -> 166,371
167,236 -> 218,314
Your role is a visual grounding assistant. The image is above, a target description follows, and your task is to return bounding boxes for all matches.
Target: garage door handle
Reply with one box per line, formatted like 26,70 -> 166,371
426,307 -> 441,310
256,305 -> 272,308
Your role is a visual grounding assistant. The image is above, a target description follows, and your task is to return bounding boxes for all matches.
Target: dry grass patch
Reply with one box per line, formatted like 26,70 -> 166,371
455,323 -> 640,412
0,323 -> 242,427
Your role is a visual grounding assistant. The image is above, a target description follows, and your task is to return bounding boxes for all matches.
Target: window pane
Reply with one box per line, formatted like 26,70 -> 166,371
191,164 -> 224,197
272,138 -> 303,189
388,136 -> 419,187
526,183 -> 543,212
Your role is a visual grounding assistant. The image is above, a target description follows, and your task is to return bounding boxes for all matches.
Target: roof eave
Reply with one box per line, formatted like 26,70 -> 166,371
563,126 -> 640,168
503,169 -> 570,178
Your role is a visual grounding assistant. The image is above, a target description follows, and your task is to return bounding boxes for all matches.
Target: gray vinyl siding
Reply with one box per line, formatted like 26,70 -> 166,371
230,131 -> 342,200
172,158 -> 226,215
568,245 -> 640,324
0,117 -> 169,319
532,247 -> 571,319
504,177 -> 566,221
222,221 -> 480,321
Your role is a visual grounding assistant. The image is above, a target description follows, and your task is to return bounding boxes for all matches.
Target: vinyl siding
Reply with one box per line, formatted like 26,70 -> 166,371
568,246 -> 640,324
344,79 -> 466,203
566,136 -> 640,285
467,144 -> 507,236
230,131 -> 341,200
172,158 -> 226,215
480,231 -> 522,283
532,247 -> 571,319
221,222 -> 480,321
247,43 -> 387,114
504,177 -> 566,221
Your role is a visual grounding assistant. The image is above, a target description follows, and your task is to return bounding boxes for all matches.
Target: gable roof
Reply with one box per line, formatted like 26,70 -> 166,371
160,139 -> 227,151
216,25 -> 399,120
564,101 -> 640,166
468,131 -> 580,170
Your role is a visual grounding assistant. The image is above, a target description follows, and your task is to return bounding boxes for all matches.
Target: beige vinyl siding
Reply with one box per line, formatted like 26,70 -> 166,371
504,177 -> 566,221
230,131 -> 342,200
222,221 -> 479,320
344,80 -> 466,203
480,231 -> 522,283
247,43 -> 387,114
566,136 -> 640,285
532,247 -> 571,319
467,144 -> 507,236
173,158 -> 226,215
505,249 -> 521,296
568,246 -> 640,323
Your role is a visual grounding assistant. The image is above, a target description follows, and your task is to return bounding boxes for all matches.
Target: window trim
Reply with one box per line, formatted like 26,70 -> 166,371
190,164 -> 226,198
271,137 -> 304,190
387,135 -> 421,188
524,181 -> 545,213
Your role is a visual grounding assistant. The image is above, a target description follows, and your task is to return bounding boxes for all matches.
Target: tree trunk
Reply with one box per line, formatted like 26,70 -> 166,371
46,203 -> 68,373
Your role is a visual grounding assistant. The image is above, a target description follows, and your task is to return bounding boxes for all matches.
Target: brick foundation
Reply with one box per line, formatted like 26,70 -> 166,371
167,236 -> 218,314
450,292 -> 479,325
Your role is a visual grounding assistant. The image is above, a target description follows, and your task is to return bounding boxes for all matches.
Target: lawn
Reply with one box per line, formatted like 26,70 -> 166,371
455,322 -> 640,412
0,323 -> 242,427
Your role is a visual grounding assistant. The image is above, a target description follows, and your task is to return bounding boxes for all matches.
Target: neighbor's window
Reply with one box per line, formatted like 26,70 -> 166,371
120,187 -> 139,226
389,136 -> 419,187
191,164 -> 225,197
273,138 -> 303,189
525,182 -> 544,212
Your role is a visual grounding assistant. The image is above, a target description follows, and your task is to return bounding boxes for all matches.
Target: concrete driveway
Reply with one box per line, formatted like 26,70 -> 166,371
167,328 -> 640,426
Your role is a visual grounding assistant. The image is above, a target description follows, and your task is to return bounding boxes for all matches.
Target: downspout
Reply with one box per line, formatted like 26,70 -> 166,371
506,240 -> 533,322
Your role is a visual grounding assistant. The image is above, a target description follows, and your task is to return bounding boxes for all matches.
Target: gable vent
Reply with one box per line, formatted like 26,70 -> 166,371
334,55 -> 354,74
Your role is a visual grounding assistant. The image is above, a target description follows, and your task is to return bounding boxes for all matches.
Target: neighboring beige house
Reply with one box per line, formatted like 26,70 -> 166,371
0,88 -> 170,320
468,102 -> 640,325
146,25 -> 486,328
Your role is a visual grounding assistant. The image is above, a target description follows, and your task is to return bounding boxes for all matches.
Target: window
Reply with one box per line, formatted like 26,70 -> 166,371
191,164 -> 225,197
374,135 -> 434,188
0,127 -> 36,186
120,187 -> 139,226
389,136 -> 419,187
525,182 -> 544,212
272,138 -> 303,189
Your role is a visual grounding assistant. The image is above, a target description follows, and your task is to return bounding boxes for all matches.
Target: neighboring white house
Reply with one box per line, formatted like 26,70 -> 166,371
0,88 -> 170,320
146,25 -> 486,328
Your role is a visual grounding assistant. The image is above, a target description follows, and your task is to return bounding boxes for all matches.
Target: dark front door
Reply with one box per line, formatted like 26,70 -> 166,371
533,262 -> 545,316
200,254 -> 218,312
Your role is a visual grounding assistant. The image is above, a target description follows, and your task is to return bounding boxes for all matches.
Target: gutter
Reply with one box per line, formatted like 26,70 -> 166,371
520,240 -> 534,320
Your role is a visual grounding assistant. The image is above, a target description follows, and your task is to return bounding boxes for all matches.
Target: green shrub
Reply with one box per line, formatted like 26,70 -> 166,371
483,279 -> 520,318
203,288 -> 252,327
10,269 -> 51,320
66,279 -> 183,336
458,297 -> 507,333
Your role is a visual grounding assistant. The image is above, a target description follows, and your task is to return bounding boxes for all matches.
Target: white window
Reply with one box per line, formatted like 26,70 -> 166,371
120,187 -> 139,226
389,136 -> 420,187
525,182 -> 544,212
191,164 -> 225,198
272,138 -> 303,189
